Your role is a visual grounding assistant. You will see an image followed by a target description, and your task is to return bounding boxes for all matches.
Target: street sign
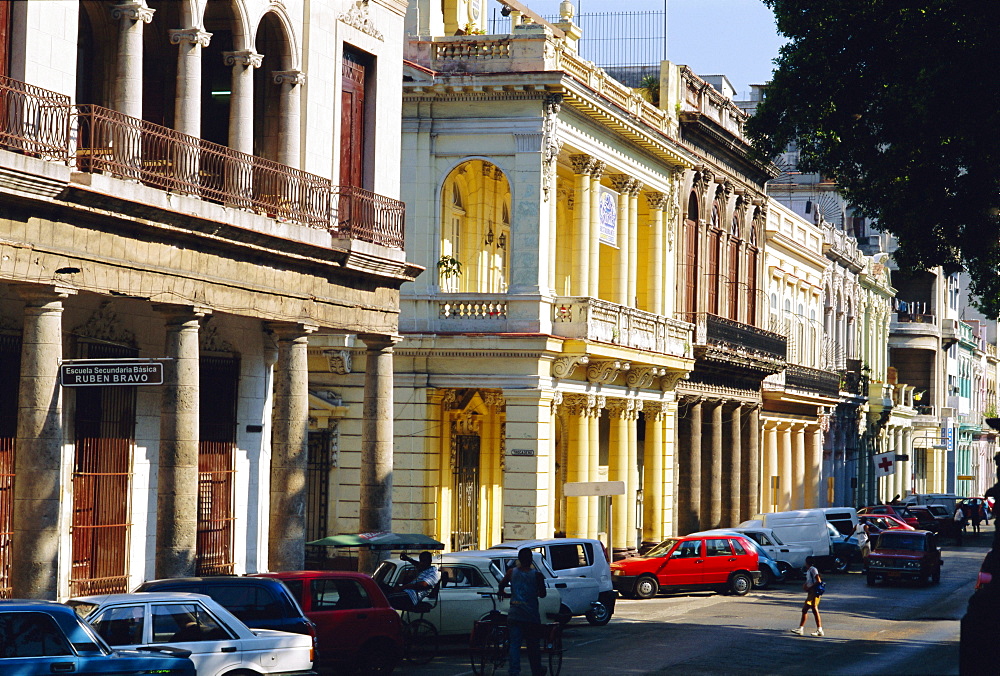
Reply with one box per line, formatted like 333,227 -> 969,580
563,481 -> 625,497
895,454 -> 910,461
873,451 -> 896,476
958,475 -> 976,481
60,361 -> 164,387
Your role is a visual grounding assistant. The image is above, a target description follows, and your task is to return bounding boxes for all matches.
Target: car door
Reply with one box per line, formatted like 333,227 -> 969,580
533,556 -> 598,615
702,538 -> 738,584
305,576 -> 376,656
438,564 -> 498,635
148,602 -> 243,676
658,538 -> 704,587
0,610 -> 80,675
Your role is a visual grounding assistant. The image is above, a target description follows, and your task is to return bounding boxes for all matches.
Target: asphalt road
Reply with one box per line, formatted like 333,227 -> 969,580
398,532 -> 988,676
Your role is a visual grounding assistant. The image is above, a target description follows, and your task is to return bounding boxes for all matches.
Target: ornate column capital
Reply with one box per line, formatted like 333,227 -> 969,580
358,333 -> 403,351
169,28 -> 212,47
643,400 -> 670,420
569,154 -> 596,176
563,393 -> 604,417
629,180 -> 645,196
645,191 -> 668,210
608,174 -> 633,193
274,70 -> 306,86
224,49 -> 264,68
589,160 -> 607,181
111,1 -> 154,23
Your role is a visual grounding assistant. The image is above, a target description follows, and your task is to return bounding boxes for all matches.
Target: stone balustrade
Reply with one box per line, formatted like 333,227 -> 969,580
552,297 -> 692,357
678,65 -> 745,137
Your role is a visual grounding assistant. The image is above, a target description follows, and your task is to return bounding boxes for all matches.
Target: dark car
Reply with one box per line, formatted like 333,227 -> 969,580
907,505 -> 948,533
252,571 -> 403,674
135,576 -> 316,640
0,600 -> 196,675
825,522 -> 862,572
865,530 -> 942,586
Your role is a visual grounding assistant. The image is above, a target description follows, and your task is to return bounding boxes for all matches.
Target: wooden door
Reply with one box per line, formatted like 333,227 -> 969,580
340,49 -> 366,189
0,1 -> 10,80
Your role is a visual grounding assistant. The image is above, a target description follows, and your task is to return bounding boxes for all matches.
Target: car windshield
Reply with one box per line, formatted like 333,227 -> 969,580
927,505 -> 948,516
66,600 -> 101,620
768,531 -> 785,545
645,538 -> 679,558
372,561 -> 397,585
877,534 -> 925,551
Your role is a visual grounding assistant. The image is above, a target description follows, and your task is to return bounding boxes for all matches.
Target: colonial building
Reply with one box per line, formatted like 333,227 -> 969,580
0,0 -> 414,599
759,200 -> 840,511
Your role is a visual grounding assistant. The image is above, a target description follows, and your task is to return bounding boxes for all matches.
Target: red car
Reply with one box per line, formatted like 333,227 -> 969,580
253,571 -> 403,674
859,513 -> 916,534
859,504 -> 921,528
610,534 -> 760,599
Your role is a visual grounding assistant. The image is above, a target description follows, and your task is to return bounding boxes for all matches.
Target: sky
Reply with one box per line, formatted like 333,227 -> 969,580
486,0 -> 787,100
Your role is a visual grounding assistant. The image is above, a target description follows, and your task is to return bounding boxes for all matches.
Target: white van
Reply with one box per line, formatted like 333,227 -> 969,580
819,506 -> 859,536
740,510 -> 833,564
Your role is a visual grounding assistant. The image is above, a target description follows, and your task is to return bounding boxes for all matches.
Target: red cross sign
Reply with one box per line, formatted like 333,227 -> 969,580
872,451 -> 896,476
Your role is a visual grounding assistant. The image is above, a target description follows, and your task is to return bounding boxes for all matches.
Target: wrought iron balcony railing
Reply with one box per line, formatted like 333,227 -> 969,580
0,77 -> 404,249
0,75 -> 70,158
785,364 -> 842,398
690,312 -> 786,362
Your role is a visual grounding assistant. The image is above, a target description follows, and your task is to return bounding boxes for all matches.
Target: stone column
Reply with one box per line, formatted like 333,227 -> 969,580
502,390 -> 554,541
267,322 -> 316,572
609,175 -> 631,307
223,50 -> 263,156
358,334 -> 399,572
112,1 -> 154,118
705,399 -> 724,528
274,70 -> 305,169
779,422 -> 793,511
742,405 -> 760,520
678,397 -> 702,534
902,427 -> 912,497
726,402 -> 742,527
792,423 -> 806,509
588,161 -> 606,299
763,421 -> 778,512
569,156 -> 594,296
11,286 -> 75,599
646,192 -> 667,316
805,424 -> 823,508
607,400 -> 629,553
627,182 -> 641,307
154,304 -> 208,579
169,28 -> 212,138
626,405 -> 639,549
564,395 -> 591,538
587,402 -> 601,538
643,402 -> 666,544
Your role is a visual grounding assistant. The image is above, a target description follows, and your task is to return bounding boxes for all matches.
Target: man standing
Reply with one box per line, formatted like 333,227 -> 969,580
498,548 -> 548,676
791,556 -> 824,637
386,551 -> 441,612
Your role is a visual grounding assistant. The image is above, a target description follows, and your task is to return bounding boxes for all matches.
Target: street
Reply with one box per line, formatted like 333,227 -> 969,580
399,536 -> 986,676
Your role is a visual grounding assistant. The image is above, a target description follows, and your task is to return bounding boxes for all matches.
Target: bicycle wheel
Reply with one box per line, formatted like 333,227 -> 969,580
544,624 -> 563,676
403,618 -> 438,665
469,621 -> 495,675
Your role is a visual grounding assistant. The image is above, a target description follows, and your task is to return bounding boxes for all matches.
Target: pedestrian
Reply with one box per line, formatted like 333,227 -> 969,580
386,551 -> 441,612
498,547 -> 548,676
854,520 -> 870,562
972,503 -> 983,534
791,556 -> 824,637
953,505 -> 965,545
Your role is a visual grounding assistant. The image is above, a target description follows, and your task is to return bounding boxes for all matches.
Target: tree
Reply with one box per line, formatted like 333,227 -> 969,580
747,1 -> 1000,315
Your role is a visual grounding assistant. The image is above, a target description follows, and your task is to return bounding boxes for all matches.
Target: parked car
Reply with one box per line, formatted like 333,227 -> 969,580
907,504 -> 948,532
726,527 -> 811,577
741,510 -> 843,571
689,529 -> 784,588
0,600 -> 197,675
903,493 -> 962,514
134,576 -> 316,642
865,530 -> 942,586
252,571 -> 402,674
859,513 -> 915,534
372,551 -> 563,635
610,533 -> 760,599
825,522 -> 863,572
68,592 -> 315,676
488,537 -> 616,625
859,504 -> 920,528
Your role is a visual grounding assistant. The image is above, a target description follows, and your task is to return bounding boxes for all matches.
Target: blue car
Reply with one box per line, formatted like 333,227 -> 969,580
0,600 -> 196,675
691,529 -> 786,588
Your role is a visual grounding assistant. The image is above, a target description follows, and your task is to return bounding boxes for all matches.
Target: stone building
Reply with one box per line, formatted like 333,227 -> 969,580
759,200 -> 840,511
0,0 -> 415,599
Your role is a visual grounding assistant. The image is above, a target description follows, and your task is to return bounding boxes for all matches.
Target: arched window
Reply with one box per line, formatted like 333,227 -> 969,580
440,160 -> 511,293
727,210 -> 741,320
707,193 -> 723,315
684,192 -> 699,317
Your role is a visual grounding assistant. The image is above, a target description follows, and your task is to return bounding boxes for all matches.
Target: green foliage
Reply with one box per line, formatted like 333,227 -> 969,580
748,0 -> 1000,315
437,254 -> 463,278
637,73 -> 660,107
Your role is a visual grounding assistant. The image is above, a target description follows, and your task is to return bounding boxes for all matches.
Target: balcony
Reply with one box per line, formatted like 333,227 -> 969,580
0,77 -> 404,249
784,364 -> 842,398
693,313 -> 786,362
552,297 -> 692,356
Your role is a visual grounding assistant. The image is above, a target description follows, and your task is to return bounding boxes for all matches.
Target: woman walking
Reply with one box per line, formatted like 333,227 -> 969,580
791,556 -> 824,637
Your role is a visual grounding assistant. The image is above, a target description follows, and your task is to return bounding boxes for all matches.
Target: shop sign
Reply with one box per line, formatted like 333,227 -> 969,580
598,185 -> 619,247
61,361 -> 164,387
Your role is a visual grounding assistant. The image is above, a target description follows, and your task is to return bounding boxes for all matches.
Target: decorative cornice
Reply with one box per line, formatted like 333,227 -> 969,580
587,359 -> 630,385
339,1 -> 385,40
660,370 -> 689,392
273,70 -> 306,86
111,1 -> 154,23
324,349 -> 352,375
626,365 -> 665,389
552,354 -> 589,379
169,28 -> 212,47
224,50 -> 264,68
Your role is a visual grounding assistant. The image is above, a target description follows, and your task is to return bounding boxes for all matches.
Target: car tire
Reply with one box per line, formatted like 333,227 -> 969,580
756,565 -> 773,589
777,561 -> 794,580
866,571 -> 876,586
555,604 -> 573,625
633,576 -> 658,600
728,572 -> 752,596
585,600 -> 612,626
357,638 -> 401,674
933,567 -> 941,584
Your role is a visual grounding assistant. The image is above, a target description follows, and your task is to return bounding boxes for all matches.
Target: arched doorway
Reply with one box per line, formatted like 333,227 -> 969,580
253,12 -> 291,162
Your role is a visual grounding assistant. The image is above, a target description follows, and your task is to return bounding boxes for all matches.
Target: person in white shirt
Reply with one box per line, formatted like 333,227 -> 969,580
854,521 -> 871,560
387,551 -> 441,612
791,556 -> 824,637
